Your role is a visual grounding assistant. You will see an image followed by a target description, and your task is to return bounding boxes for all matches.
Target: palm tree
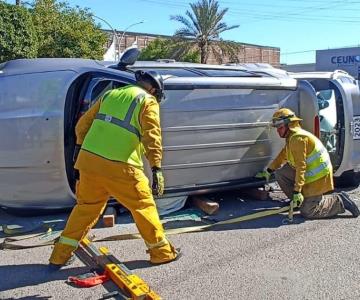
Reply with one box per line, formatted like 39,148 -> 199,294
170,0 -> 240,64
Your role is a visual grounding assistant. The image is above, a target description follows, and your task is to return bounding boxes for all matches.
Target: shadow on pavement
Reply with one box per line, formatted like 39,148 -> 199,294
2,296 -> 52,300
123,259 -> 153,270
0,264 -> 89,292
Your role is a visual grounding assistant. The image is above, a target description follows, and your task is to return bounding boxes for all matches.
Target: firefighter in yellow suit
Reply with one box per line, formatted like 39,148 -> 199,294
256,108 -> 359,219
49,70 -> 179,268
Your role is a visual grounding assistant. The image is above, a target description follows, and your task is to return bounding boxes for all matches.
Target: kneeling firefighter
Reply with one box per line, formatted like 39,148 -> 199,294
49,70 -> 180,268
256,108 -> 359,219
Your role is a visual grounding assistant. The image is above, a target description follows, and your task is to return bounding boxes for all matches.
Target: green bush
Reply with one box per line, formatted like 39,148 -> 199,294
32,0 -> 107,59
139,38 -> 200,63
0,1 -> 38,62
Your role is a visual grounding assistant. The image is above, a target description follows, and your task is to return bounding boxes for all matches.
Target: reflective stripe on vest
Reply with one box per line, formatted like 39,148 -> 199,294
287,129 -> 332,184
95,94 -> 142,140
305,158 -> 331,178
306,147 -> 326,165
81,86 -> 147,167
59,236 -> 79,248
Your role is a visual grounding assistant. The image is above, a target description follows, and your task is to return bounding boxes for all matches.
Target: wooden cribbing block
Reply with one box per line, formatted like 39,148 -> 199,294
191,196 -> 220,215
239,187 -> 270,201
102,206 -> 117,227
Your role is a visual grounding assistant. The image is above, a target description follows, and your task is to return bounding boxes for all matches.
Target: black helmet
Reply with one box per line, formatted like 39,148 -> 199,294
135,70 -> 164,102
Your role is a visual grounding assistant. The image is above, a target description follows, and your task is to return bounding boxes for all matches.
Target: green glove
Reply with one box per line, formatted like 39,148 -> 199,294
292,192 -> 304,207
152,167 -> 164,196
255,169 -> 272,182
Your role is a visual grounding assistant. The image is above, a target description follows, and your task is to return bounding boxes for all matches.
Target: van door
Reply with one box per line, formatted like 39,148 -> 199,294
333,74 -> 360,175
308,78 -> 346,171
296,80 -> 319,135
65,73 -> 131,192
297,73 -> 360,177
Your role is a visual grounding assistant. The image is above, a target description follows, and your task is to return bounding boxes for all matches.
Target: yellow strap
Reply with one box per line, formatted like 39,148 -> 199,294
95,205 -> 291,242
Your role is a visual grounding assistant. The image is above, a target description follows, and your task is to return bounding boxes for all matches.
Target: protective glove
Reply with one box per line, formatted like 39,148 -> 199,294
292,192 -> 304,208
255,168 -> 272,182
73,144 -> 82,163
151,167 -> 164,196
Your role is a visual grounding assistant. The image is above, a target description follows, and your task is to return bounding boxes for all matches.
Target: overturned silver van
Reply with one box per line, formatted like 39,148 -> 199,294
0,52 -> 359,212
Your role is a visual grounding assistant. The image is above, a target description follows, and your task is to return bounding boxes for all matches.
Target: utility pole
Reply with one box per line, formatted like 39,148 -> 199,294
91,14 -> 120,60
118,21 -> 145,55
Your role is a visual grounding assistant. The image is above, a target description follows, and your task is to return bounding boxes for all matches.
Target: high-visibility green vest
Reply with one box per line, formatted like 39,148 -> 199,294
82,85 -> 146,167
287,129 -> 332,184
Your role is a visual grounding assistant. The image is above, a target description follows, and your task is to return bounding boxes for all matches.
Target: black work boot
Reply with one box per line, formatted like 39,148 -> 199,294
340,192 -> 360,218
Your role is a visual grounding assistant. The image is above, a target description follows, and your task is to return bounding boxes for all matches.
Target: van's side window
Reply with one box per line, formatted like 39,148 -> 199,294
317,89 -> 337,154
79,79 -> 127,119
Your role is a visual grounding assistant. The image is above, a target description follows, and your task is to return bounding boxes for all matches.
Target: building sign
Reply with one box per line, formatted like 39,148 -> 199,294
331,55 -> 360,65
316,47 -> 360,79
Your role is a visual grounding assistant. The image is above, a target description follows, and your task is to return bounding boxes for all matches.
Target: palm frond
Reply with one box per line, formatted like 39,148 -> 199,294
174,28 -> 195,38
171,0 -> 239,63
213,23 -> 239,35
185,10 -> 201,36
170,15 -> 196,34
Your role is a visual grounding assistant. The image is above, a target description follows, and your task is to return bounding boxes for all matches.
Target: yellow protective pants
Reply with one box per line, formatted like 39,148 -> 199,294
49,167 -> 177,265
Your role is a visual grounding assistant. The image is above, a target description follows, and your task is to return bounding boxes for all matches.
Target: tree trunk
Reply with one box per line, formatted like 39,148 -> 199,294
200,43 -> 208,64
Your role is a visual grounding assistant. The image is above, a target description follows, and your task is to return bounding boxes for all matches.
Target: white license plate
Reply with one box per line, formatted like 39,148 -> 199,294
353,116 -> 360,140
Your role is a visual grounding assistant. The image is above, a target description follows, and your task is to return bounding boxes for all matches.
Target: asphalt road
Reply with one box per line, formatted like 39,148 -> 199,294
1,185 -> 360,300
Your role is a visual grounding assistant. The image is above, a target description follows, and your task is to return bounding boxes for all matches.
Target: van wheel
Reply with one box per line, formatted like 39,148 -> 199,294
334,170 -> 360,188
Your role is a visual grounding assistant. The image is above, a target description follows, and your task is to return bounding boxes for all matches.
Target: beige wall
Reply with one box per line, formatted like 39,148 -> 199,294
104,30 -> 280,67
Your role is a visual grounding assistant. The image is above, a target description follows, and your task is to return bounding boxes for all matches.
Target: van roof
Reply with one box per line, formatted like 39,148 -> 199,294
0,58 -> 295,86
0,58 -> 106,73
289,70 -> 355,80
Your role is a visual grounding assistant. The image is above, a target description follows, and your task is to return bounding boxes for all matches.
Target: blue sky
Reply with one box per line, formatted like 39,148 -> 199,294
8,0 -> 360,64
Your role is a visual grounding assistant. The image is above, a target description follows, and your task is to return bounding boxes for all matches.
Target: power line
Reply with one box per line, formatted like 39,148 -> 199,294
136,0 -> 360,24
232,1 -> 355,24
283,44 -> 360,55
282,49 -> 317,55
227,10 -> 360,24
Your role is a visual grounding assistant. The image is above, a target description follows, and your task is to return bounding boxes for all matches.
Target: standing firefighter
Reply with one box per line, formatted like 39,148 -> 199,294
256,108 -> 359,219
49,70 -> 180,268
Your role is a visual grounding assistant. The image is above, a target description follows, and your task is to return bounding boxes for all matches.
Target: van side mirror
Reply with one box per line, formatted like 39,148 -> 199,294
117,47 -> 140,70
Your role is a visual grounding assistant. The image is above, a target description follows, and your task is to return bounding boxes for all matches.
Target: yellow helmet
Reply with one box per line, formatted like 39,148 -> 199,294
271,108 -> 302,127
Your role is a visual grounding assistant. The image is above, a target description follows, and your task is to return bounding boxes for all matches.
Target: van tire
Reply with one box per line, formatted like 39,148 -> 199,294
334,170 -> 360,188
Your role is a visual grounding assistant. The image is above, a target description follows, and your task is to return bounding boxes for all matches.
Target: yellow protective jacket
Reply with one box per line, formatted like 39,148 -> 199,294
74,85 -> 162,178
82,86 -> 147,168
269,125 -> 334,197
